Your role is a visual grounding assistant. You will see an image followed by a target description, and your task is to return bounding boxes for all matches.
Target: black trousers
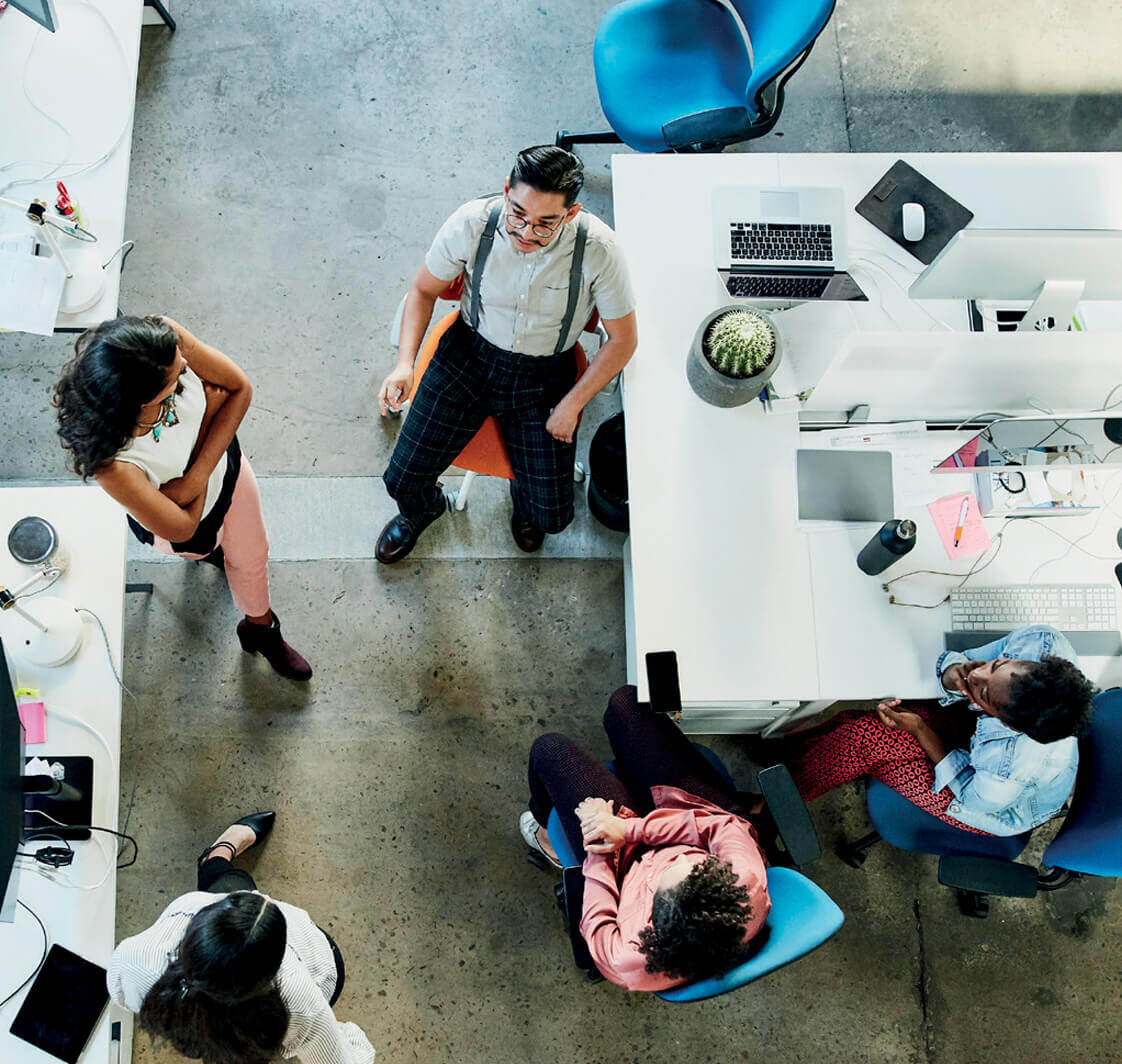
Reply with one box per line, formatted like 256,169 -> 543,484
527,685 -> 752,863
196,858 -> 346,1007
385,316 -> 579,533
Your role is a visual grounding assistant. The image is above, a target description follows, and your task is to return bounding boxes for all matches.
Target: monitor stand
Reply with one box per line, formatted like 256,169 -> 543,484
22,755 -> 93,840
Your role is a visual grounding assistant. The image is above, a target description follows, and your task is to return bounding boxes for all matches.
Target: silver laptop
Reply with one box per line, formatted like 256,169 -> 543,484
712,186 -> 868,302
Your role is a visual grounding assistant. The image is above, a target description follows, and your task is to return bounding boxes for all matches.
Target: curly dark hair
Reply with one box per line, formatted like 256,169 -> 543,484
1002,655 -> 1097,744
53,315 -> 179,478
637,856 -> 753,981
138,892 -> 289,1064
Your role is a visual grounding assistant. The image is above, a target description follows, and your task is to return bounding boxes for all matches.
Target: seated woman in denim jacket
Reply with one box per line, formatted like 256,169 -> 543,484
780,626 -> 1096,836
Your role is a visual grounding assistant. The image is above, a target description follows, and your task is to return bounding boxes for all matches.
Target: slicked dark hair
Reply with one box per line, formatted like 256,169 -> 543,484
509,145 -> 585,206
1002,655 -> 1097,744
53,315 -> 179,478
637,856 -> 753,981
138,892 -> 289,1064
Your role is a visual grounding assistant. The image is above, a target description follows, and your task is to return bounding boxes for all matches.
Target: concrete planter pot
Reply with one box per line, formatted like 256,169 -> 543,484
686,306 -> 783,408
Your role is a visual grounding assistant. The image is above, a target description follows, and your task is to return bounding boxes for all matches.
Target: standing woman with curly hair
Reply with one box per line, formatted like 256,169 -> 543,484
53,315 -> 310,680
520,685 -> 772,991
108,812 -> 375,1063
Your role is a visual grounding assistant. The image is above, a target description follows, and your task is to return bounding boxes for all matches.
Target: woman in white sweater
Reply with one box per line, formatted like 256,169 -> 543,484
108,812 -> 375,1064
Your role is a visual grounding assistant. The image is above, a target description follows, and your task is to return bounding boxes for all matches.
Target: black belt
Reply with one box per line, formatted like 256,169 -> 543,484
127,437 -> 242,555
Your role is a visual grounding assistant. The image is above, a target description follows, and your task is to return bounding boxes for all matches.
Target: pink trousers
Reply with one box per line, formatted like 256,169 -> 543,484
153,458 -> 271,618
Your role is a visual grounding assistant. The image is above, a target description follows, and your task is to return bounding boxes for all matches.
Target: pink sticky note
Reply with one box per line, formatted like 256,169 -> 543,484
18,701 -> 46,745
928,493 -> 991,560
936,436 -> 981,469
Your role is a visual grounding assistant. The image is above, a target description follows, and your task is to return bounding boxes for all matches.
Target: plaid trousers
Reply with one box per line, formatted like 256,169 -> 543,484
385,316 -> 579,533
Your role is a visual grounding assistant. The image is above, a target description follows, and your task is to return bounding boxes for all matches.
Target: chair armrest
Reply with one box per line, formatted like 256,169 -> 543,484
757,764 -> 821,868
558,866 -> 601,976
937,855 -> 1039,898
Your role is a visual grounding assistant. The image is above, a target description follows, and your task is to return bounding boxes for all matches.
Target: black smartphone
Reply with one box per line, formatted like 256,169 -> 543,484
645,650 -> 682,715
10,944 -> 109,1063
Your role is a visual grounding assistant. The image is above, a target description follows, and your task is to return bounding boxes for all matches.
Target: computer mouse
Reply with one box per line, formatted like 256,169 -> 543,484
901,202 -> 925,243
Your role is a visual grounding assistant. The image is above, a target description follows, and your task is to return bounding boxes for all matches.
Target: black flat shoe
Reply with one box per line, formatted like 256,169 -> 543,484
511,512 -> 545,553
196,811 -> 276,868
375,505 -> 445,564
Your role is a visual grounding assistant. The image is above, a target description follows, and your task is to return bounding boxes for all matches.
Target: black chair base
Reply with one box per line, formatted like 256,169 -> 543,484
838,829 -> 882,868
556,129 -> 622,153
143,0 -> 176,30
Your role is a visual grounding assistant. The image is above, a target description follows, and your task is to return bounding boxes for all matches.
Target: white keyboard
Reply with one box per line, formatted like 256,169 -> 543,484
950,584 -> 1118,631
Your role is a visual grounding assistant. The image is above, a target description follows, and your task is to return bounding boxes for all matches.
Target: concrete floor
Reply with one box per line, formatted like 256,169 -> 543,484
3,0 -> 1122,1060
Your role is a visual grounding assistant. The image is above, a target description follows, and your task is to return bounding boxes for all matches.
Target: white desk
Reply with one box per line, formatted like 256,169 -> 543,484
613,152 -> 1122,726
0,488 -> 130,1063
0,0 -> 145,330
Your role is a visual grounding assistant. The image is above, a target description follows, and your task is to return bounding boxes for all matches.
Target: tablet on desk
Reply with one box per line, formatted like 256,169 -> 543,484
796,449 -> 895,522
10,944 -> 108,1063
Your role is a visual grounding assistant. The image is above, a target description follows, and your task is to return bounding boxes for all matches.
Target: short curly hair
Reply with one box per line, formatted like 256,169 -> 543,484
53,315 -> 179,478
637,856 -> 753,981
1002,655 -> 1097,744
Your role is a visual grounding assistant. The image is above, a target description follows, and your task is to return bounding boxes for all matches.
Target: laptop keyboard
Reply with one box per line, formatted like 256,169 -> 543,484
730,222 -> 833,262
725,274 -> 831,299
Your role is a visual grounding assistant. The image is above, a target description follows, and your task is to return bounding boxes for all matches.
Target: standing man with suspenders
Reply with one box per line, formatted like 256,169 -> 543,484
375,146 -> 638,562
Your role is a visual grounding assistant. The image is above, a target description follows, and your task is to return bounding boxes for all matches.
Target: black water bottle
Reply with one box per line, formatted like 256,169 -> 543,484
857,519 -> 916,575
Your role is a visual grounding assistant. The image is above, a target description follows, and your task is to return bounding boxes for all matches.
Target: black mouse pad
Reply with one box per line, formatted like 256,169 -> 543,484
856,160 -> 974,263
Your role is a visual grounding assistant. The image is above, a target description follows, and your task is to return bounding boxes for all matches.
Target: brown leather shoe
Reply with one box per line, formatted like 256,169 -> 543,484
236,612 -> 312,681
375,504 -> 446,564
511,512 -> 546,553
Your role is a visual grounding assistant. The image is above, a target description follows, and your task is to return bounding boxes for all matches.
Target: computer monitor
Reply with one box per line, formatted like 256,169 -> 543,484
934,415 -> 1122,473
909,229 -> 1122,332
8,0 -> 59,31
0,637 -> 24,924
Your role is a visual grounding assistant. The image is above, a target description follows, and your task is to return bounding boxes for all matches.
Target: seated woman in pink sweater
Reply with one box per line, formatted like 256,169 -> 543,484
520,685 -> 771,991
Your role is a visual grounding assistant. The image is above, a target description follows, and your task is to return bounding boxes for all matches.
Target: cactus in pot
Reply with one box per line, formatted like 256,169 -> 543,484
687,305 -> 784,407
703,309 -> 777,378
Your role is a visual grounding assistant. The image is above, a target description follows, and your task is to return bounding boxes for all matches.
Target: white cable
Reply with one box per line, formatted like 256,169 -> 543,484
849,250 -> 957,332
20,830 -> 114,891
0,1 -> 134,197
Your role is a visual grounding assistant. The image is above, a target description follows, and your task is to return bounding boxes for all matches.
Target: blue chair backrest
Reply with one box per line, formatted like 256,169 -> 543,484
865,779 -> 1031,860
728,0 -> 836,105
546,745 -> 843,1000
656,865 -> 843,1002
1042,688 -> 1122,876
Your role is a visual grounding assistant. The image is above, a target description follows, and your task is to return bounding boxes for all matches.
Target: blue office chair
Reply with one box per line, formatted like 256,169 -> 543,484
838,689 -> 1122,918
539,746 -> 844,1000
557,0 -> 836,154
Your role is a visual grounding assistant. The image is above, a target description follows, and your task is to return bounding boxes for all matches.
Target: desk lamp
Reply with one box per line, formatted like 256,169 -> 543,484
0,517 -> 82,667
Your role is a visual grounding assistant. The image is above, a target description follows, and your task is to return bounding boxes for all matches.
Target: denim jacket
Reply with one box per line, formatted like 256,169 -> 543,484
931,626 -> 1080,836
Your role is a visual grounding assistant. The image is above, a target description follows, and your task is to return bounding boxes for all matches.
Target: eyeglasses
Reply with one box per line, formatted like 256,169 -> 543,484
505,202 -> 565,240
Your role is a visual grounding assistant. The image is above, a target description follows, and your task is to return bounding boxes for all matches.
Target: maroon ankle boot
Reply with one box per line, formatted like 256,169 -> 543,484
236,611 -> 312,681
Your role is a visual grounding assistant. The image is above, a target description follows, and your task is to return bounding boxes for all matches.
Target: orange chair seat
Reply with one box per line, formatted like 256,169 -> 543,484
409,310 -> 589,480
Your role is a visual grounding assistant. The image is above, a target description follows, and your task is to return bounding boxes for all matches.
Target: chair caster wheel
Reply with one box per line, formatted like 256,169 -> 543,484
957,890 -> 989,919
837,845 -> 869,869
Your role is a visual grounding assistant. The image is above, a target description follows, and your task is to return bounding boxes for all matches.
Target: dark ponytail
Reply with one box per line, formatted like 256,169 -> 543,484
53,314 -> 179,478
139,892 -> 289,1064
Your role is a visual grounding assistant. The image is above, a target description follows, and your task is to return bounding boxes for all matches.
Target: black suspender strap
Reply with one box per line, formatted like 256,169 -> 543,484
468,200 -> 503,331
554,214 -> 590,355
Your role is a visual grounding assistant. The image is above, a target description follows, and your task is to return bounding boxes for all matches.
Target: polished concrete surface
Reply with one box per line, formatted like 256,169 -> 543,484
3,0 -> 1122,1060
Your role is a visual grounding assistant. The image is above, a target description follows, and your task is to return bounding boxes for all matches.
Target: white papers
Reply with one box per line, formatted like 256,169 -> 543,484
0,249 -> 64,335
817,420 -> 933,519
